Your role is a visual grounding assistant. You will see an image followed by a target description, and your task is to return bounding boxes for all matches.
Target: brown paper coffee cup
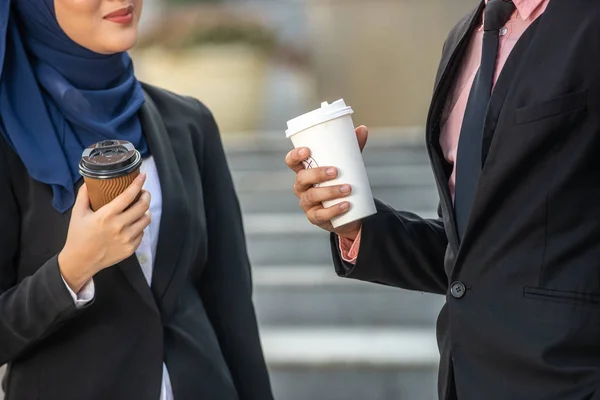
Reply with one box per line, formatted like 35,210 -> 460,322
79,140 -> 143,212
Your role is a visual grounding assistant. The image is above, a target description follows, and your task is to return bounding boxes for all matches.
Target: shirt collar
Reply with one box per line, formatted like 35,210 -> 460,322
484,0 -> 546,22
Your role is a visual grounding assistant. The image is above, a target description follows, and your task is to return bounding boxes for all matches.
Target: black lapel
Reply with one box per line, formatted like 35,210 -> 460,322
454,2 -> 549,258
119,255 -> 159,314
480,20 -> 543,166
426,2 -> 484,252
139,92 -> 191,304
430,2 -> 484,97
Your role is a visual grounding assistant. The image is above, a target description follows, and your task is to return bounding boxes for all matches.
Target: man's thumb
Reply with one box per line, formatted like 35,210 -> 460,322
355,125 -> 369,152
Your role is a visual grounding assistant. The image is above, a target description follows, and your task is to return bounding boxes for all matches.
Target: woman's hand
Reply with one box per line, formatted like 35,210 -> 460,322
285,125 -> 369,241
58,174 -> 151,293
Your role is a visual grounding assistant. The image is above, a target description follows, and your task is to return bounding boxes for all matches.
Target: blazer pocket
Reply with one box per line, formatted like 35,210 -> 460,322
514,89 -> 587,125
524,286 -> 600,307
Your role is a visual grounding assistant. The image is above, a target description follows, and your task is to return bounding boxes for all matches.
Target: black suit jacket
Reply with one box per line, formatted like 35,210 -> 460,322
0,84 -> 273,400
332,1 -> 600,399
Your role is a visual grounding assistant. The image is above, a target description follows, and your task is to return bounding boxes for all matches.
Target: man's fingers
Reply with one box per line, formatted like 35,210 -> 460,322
285,147 -> 311,173
355,125 -> 369,152
299,185 -> 351,211
294,167 -> 338,194
306,202 -> 350,226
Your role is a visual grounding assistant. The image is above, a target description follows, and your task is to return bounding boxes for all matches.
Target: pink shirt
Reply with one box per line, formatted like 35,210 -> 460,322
340,0 -> 549,263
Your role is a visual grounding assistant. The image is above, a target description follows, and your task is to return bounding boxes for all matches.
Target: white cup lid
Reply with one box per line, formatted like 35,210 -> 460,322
285,99 -> 354,138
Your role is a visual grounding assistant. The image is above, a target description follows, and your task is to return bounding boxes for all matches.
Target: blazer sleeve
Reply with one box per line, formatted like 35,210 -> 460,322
194,104 -> 273,400
0,146 -> 83,365
330,199 -> 448,295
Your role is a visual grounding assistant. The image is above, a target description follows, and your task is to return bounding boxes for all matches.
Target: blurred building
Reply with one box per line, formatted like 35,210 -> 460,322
135,0 -> 477,134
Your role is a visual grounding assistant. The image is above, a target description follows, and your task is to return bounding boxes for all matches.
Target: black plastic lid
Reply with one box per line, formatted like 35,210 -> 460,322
79,140 -> 142,179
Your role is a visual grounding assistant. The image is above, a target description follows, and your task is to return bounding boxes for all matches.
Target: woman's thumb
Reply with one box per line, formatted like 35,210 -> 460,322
73,184 -> 91,214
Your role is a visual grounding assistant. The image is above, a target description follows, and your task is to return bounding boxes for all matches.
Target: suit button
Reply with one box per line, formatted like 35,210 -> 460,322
450,281 -> 466,299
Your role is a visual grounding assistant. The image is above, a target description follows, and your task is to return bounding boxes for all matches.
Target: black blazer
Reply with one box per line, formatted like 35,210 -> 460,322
332,1 -> 600,399
0,84 -> 273,400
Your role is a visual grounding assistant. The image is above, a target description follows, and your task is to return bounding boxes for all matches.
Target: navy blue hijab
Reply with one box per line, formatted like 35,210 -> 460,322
0,0 -> 149,213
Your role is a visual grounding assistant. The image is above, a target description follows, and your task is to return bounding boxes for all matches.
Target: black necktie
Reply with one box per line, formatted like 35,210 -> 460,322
454,0 -> 516,240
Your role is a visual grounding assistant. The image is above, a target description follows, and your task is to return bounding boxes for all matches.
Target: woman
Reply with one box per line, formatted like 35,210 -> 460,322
0,1 -> 273,399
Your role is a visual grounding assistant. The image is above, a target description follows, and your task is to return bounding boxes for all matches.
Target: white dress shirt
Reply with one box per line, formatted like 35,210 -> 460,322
62,156 -> 174,400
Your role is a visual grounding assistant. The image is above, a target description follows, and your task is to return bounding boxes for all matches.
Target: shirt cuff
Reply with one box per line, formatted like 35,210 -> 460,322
61,275 -> 95,308
338,228 -> 362,264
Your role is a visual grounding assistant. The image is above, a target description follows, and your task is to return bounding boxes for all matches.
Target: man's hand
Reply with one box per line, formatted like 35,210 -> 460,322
285,125 -> 369,241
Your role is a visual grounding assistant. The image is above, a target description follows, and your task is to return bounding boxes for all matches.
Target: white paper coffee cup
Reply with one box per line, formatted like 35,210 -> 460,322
286,99 -> 377,228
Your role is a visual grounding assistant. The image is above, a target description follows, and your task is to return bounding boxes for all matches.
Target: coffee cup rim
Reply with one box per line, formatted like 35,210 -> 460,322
79,148 -> 142,179
286,99 -> 354,138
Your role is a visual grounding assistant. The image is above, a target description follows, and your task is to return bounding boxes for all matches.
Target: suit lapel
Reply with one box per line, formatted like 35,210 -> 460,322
481,14 -> 544,167
426,2 -> 483,252
101,130 -> 158,313
431,2 -> 484,96
455,8 -> 545,260
139,92 -> 191,305
119,255 -> 159,314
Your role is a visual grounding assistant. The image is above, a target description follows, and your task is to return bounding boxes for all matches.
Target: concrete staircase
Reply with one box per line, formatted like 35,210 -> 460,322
229,131 -> 444,400
0,131 -> 445,400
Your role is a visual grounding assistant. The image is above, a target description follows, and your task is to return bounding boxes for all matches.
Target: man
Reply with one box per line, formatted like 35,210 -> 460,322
286,0 -> 600,399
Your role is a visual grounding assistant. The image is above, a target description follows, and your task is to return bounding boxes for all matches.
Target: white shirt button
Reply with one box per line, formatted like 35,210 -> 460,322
138,254 -> 148,265
500,27 -> 508,36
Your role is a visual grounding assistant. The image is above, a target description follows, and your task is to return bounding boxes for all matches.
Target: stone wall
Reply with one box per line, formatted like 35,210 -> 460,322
305,0 -> 477,128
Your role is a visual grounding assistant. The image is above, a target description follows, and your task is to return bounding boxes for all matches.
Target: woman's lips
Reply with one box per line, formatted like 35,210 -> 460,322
104,5 -> 134,24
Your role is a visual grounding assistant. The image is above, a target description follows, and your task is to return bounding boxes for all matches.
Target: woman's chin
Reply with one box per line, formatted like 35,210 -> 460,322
97,36 -> 138,55
92,27 -> 139,55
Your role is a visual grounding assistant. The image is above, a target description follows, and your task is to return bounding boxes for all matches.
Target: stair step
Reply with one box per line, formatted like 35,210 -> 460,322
232,165 -> 435,193
243,211 -> 437,235
252,266 -> 445,327
228,150 -> 430,171
261,327 -> 438,367
262,327 -> 439,400
222,127 -> 425,154
269,367 -> 438,400
243,212 -> 437,265
228,148 -> 431,171
238,187 -> 439,214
